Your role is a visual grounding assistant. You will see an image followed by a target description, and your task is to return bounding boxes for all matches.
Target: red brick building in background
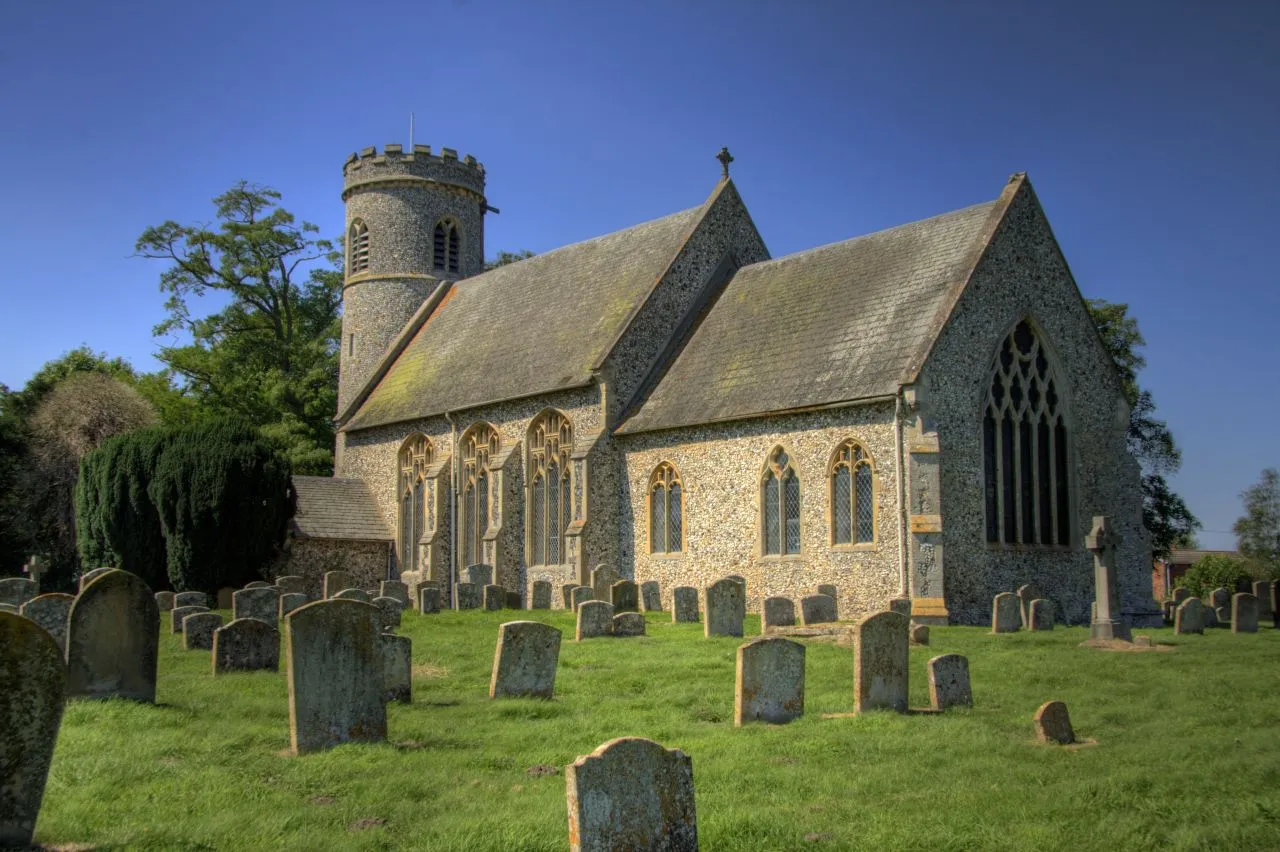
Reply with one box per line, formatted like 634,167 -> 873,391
1152,550 -> 1239,600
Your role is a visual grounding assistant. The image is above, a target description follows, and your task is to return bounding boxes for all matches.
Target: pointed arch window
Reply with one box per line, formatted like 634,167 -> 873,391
528,411 -> 572,566
831,440 -> 875,545
461,423 -> 499,569
983,319 -> 1071,547
349,220 -> 370,273
762,447 -> 801,556
397,434 -> 432,571
649,462 -> 684,554
433,218 -> 460,274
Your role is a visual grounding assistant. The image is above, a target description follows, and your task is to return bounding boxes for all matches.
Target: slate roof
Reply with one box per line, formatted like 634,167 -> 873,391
291,476 -> 391,541
618,199 -> 1002,434
343,204 -> 706,431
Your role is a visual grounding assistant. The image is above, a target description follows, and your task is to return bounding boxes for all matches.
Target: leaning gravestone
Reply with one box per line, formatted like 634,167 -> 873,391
66,569 -> 159,703
611,580 -> 639,613
373,596 -> 403,630
565,737 -> 697,852
576,600 -> 614,640
591,564 -> 619,603
173,591 -> 207,609
381,633 -> 412,704
1175,597 -> 1205,635
285,599 -> 385,754
991,592 -> 1020,634
928,653 -> 972,710
1034,700 -> 1075,744
1016,583 -> 1043,628
465,564 -> 494,587
1029,599 -> 1055,631
854,610 -> 909,714
704,578 -> 745,638
379,580 -> 409,607
233,587 -> 279,625
0,612 -> 66,848
641,581 -> 662,612
762,596 -> 796,630
570,585 -> 593,612
419,587 -> 440,614
171,604 -> 209,634
483,584 -> 505,611
672,586 -> 699,623
735,636 -> 805,726
531,580 -> 553,610
490,620 -> 561,699
1232,593 -> 1259,634
322,570 -> 353,600
334,588 -> 370,603
19,593 -> 74,654
275,575 -> 307,596
154,591 -> 175,611
279,593 -> 308,619
213,618 -> 280,674
77,567 -> 112,592
456,582 -> 481,610
244,581 -> 270,590
800,594 -> 837,626
1209,587 -> 1231,611
614,612 -> 646,636
183,611 -> 224,651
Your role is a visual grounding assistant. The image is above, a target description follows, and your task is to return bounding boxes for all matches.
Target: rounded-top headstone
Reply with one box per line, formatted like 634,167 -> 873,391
490,620 -> 562,698
154,591 -> 176,611
991,592 -> 1020,633
19,592 -> 74,654
244,581 -> 271,589
566,737 -> 697,852
334,588 -> 370,603
0,576 -> 39,608
576,600 -> 615,640
173,591 -> 208,609
854,610 -> 909,714
703,578 -> 745,638
76,567 -> 112,593
735,636 -> 805,725
213,617 -> 280,674
66,569 -> 159,703
183,611 -> 224,651
233,586 -> 280,624
927,653 -> 972,710
1034,700 -> 1075,744
322,570 -> 353,600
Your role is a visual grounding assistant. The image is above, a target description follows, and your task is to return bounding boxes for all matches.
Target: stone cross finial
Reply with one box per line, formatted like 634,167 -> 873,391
23,555 -> 43,588
1084,516 -> 1120,555
1085,515 -> 1130,641
717,147 -> 734,179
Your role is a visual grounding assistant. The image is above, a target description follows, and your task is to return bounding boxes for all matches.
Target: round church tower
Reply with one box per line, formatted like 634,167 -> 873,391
338,144 -> 488,414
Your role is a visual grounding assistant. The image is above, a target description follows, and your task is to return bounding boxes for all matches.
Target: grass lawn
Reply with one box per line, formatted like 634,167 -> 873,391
34,608 -> 1280,851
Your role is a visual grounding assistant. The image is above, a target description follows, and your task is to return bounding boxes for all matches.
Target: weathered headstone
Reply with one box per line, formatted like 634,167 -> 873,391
1175,597 -> 1205,635
0,612 -> 66,848
854,610 -> 908,714
1204,605 -> 1219,628
1086,515 -> 1131,641
1016,583 -> 1043,628
725,574 -> 747,595
641,581 -> 662,612
561,584 -> 577,609
0,603 -> 16,613
322,570 -> 353,600
927,653 -> 972,710
531,580 -> 553,609
1216,605 -> 1231,626
154,591 -> 175,611
1209,587 -> 1231,610
285,599 -> 385,754
565,737 -> 697,852
465,564 -> 494,587
373,596 -> 403,631
419,586 -> 441,614
381,633 -> 412,704
734,636 -> 804,726
279,592 -> 308,619
888,598 -> 911,618
245,580 -> 271,589
991,592 -> 1020,633
1034,700 -> 1075,744
570,585 -> 593,612
490,620 -> 561,699
334,588 -> 370,603
173,591 -> 207,609
483,584 -> 505,611
1171,587 -> 1190,605
1232,593 -> 1259,634
505,590 -> 523,610
800,594 -> 836,626
590,564 -> 619,602
910,622 -> 930,645
182,611 -> 224,651
576,600 -> 614,640
171,604 -> 209,633
613,612 -> 646,636
762,596 -> 796,630
19,593 -> 74,654
66,569 -> 159,702
672,586 -> 699,623
212,618 -> 280,674
703,578 -> 745,638
1253,581 -> 1274,625
611,580 -> 639,613
456,582 -> 481,610
233,587 -> 279,625
1029,599 -> 1055,631
275,575 -> 307,596
77,567 -> 112,592
216,587 -> 234,609
1162,600 -> 1176,624
379,580 -> 409,607
817,585 -> 839,618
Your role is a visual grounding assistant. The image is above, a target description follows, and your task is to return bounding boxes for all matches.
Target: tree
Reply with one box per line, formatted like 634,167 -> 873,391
1234,468 -> 1280,579
1175,552 -> 1253,599
136,182 -> 342,474
484,249 -> 535,271
1086,299 -> 1198,557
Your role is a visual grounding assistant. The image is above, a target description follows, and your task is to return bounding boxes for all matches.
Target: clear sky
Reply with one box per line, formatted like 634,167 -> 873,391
1,0 -> 1275,548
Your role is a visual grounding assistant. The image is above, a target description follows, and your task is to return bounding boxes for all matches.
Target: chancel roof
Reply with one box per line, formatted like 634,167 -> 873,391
291,476 -> 391,541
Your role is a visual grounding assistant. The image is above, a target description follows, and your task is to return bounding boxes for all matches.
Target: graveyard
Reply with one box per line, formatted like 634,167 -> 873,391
15,599 -> 1280,850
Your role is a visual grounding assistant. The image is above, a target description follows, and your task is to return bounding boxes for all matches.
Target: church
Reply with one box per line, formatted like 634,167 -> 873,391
285,141 -> 1161,627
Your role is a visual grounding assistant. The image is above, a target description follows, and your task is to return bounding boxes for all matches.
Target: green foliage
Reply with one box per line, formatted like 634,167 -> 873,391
1233,468 -> 1280,579
483,249 -> 535,271
1175,553 -> 1255,599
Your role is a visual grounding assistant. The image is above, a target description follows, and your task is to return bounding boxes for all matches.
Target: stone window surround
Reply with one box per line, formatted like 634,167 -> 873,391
759,445 -> 803,559
459,421 -> 500,569
827,438 -> 880,551
396,433 -> 432,573
647,461 -> 684,557
432,216 -> 462,274
348,219 -> 370,273
525,408 -> 575,568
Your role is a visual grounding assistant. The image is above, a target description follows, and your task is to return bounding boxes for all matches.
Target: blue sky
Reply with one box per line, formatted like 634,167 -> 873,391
1,0 -> 1275,548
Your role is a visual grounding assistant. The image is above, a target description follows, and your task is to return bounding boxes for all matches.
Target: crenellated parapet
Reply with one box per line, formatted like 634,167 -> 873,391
342,144 -> 487,203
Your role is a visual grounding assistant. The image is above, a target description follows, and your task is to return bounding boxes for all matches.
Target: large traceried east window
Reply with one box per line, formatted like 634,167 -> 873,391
461,423 -> 500,569
983,319 -> 1071,547
397,434 -> 432,572
528,411 -> 572,565
648,462 -> 683,554
831,440 -> 875,545
349,220 -> 370,273
432,218 -> 460,274
761,447 -> 801,556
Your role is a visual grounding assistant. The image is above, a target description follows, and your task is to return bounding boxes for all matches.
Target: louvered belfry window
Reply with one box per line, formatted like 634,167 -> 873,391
983,319 -> 1071,547
397,434 -> 432,571
433,218 -> 460,273
461,424 -> 499,569
831,440 -> 875,545
528,411 -> 572,565
762,447 -> 801,556
349,220 -> 370,273
649,462 -> 683,554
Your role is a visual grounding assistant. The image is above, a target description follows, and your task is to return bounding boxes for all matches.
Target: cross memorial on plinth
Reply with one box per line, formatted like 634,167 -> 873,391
22,555 -> 44,590
1085,516 -> 1130,641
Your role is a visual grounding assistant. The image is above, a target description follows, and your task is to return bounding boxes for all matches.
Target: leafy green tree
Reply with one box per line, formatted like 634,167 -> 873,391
1234,468 -> 1280,579
0,385 -> 27,574
484,249 -> 535,271
1086,299 -> 1198,558
1175,552 -> 1254,599
136,182 -> 342,474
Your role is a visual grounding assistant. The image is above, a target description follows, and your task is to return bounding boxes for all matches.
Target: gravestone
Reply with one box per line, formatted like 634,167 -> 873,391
1086,515 -> 1131,641
483,584 -> 505,611
0,603 -> 16,613
275,575 -> 307,596
854,610 -> 909,714
725,574 -> 747,595
1253,581 -> 1274,626
641,581 -> 662,612
1029,599 -> 1055,631
506,590 -> 523,610
285,599 -> 385,754
77,567 -> 112,592
591,564 -> 619,603
734,636 -> 805,726
817,583 -> 838,600
373,596 -> 402,630
279,593 -> 308,619
1034,700 -> 1075,744
334,588 -> 370,603
613,612 -> 646,636
1162,600 -> 1176,624
1209,587 -> 1231,610
1204,605 -> 1219,628
155,591 -> 175,611
216,587 -> 235,609
1273,585 -> 1280,625
182,611 -> 224,651
1175,597 -> 1205,635
576,601 -> 614,640
672,586 -> 699,623
800,594 -> 836,626
490,620 -> 561,699
171,604 -> 209,634
456,582 -> 481,610
244,581 -> 270,589
322,570 -> 353,600
1016,583 -> 1043,628
380,580 -> 409,607
1232,593 -> 1259,634
465,564 -> 494,587
1171,587 -> 1190,605
762,596 -> 796,630
888,598 -> 911,618
381,633 -> 412,704
910,623 -> 930,645
703,578 -> 745,638
991,593 -> 1020,633
19,593 -> 74,654
570,585 -> 593,612
1216,605 -> 1231,626
419,587 -> 441,613
233,587 -> 279,625
213,618 -> 280,674
531,580 -> 553,609
927,653 -> 972,710
561,584 -> 577,609
66,569 -> 159,702
173,591 -> 207,609
0,612 -> 66,848
611,580 -> 639,613
565,737 -> 697,852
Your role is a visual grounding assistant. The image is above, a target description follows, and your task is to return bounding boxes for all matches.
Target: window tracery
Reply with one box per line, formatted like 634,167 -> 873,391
528,411 -> 572,565
461,423 -> 499,569
397,434 -> 431,572
830,440 -> 875,545
648,462 -> 684,554
762,447 -> 800,556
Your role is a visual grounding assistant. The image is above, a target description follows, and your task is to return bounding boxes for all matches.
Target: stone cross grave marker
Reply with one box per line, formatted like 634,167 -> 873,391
19,593 -> 74,654
854,610 -> 909,714
66,569 -> 159,703
576,601 -> 614,640
1034,700 -> 1075,744
183,611 -> 224,651
213,618 -> 280,674
381,633 -> 412,704
1175,597 -> 1205,635
735,636 -> 805,725
613,612 -> 646,636
928,653 -> 972,710
1232,593 -> 1259,634
531,580 -> 553,609
171,604 -> 209,634
704,578 -> 745,638
322,570 -> 353,600
611,580 -> 639,613
672,586 -> 698,623
641,581 -> 662,612
800,594 -> 836,626
762,596 -> 796,630
233,587 -> 279,625
991,593 -> 1020,633
1085,515 -> 1131,641
490,620 -> 562,698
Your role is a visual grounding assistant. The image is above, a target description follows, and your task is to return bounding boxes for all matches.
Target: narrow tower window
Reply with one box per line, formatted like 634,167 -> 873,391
349,220 -> 370,273
433,218 -> 461,274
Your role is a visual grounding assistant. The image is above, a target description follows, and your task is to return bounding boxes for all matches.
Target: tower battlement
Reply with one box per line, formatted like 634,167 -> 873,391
342,144 -> 486,200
